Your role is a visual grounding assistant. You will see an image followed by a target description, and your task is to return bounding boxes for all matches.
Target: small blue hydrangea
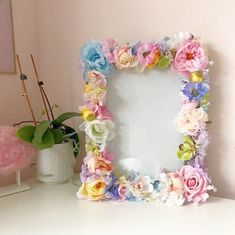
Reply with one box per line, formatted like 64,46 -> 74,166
81,40 -> 113,77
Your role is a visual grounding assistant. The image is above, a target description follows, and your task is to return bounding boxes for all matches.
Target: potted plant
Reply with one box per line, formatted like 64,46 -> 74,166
17,112 -> 80,183
15,55 -> 81,183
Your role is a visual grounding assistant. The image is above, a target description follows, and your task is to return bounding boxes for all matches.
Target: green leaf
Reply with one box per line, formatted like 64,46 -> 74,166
158,56 -> 170,69
52,112 -> 81,126
50,128 -> 64,144
16,125 -> 36,143
33,120 -> 50,144
32,129 -> 54,150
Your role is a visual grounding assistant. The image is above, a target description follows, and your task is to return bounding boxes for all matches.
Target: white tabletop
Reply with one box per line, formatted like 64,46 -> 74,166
0,179 -> 235,235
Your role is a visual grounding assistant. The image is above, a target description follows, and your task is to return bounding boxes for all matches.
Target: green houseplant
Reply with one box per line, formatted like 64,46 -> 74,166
15,54 -> 81,183
16,112 -> 80,156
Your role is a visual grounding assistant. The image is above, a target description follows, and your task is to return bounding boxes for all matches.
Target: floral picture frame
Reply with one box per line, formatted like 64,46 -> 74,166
77,32 -> 216,206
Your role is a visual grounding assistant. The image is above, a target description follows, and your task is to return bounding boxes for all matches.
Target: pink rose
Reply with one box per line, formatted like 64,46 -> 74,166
172,40 -> 208,77
113,45 -> 138,69
178,165 -> 209,204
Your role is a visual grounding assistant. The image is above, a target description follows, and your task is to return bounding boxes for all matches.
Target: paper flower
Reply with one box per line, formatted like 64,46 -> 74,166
87,156 -> 113,174
113,44 -> 138,69
87,70 -> 107,89
96,105 -> 112,120
177,135 -> 196,161
182,82 -> 209,101
168,173 -> 184,194
81,40 -> 113,76
80,103 -> 112,121
175,108 -> 208,136
80,120 -> 115,144
136,42 -> 161,70
83,70 -> 108,105
178,165 -> 210,204
133,175 -> 154,195
79,105 -> 96,122
106,183 -> 120,200
190,72 -> 204,82
181,95 -> 199,110
77,180 -> 107,201
118,182 -> 130,200
102,38 -> 119,63
172,40 -> 208,77
101,147 -> 113,161
84,85 -> 107,105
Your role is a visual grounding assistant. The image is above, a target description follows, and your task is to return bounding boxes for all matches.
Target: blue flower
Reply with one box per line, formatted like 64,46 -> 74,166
81,40 -> 113,77
182,82 -> 209,101
105,174 -> 121,200
106,184 -> 120,200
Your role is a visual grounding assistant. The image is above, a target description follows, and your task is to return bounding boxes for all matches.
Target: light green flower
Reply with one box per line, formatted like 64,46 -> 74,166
177,135 -> 196,161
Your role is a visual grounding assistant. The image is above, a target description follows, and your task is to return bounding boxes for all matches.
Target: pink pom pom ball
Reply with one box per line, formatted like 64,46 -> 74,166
0,126 -> 36,176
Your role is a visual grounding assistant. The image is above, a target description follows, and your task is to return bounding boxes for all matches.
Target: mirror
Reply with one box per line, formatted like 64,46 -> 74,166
107,70 -> 183,175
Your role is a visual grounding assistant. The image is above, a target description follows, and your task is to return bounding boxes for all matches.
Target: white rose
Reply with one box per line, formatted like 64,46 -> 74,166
175,108 -> 208,135
80,120 -> 115,144
133,175 -> 154,195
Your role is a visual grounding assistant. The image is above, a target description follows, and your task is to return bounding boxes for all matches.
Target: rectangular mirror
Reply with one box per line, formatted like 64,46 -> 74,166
107,70 -> 183,176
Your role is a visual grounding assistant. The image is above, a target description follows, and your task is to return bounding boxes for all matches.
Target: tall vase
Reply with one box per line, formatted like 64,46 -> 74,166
36,142 -> 75,184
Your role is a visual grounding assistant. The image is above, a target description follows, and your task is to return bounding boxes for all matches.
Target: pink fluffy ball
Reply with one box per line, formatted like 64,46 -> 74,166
0,126 -> 36,176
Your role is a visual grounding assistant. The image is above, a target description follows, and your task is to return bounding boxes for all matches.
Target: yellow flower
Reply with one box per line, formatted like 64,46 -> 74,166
190,72 -> 203,82
147,50 -> 161,69
78,180 -> 107,201
82,109 -> 95,122
84,84 -> 91,93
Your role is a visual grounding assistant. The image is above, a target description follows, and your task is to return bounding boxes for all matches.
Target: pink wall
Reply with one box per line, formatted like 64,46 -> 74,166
1,0 -> 235,199
0,0 -> 41,185
35,0 -> 235,200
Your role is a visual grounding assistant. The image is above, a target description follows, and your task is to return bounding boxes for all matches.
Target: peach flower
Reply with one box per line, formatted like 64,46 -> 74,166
87,156 -> 113,174
113,45 -> 138,69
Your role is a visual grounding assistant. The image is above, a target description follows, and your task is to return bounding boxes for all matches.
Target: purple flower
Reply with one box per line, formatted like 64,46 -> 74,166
188,154 -> 206,169
105,174 -> 121,200
182,82 -> 209,101
80,164 -> 98,183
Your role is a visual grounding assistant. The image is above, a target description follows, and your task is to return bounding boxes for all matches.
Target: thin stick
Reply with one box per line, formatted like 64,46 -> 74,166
30,54 -> 55,120
30,54 -> 50,121
41,88 -> 55,120
16,55 -> 37,126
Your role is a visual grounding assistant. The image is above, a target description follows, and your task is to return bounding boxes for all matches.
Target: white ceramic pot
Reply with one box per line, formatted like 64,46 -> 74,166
36,142 -> 75,184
